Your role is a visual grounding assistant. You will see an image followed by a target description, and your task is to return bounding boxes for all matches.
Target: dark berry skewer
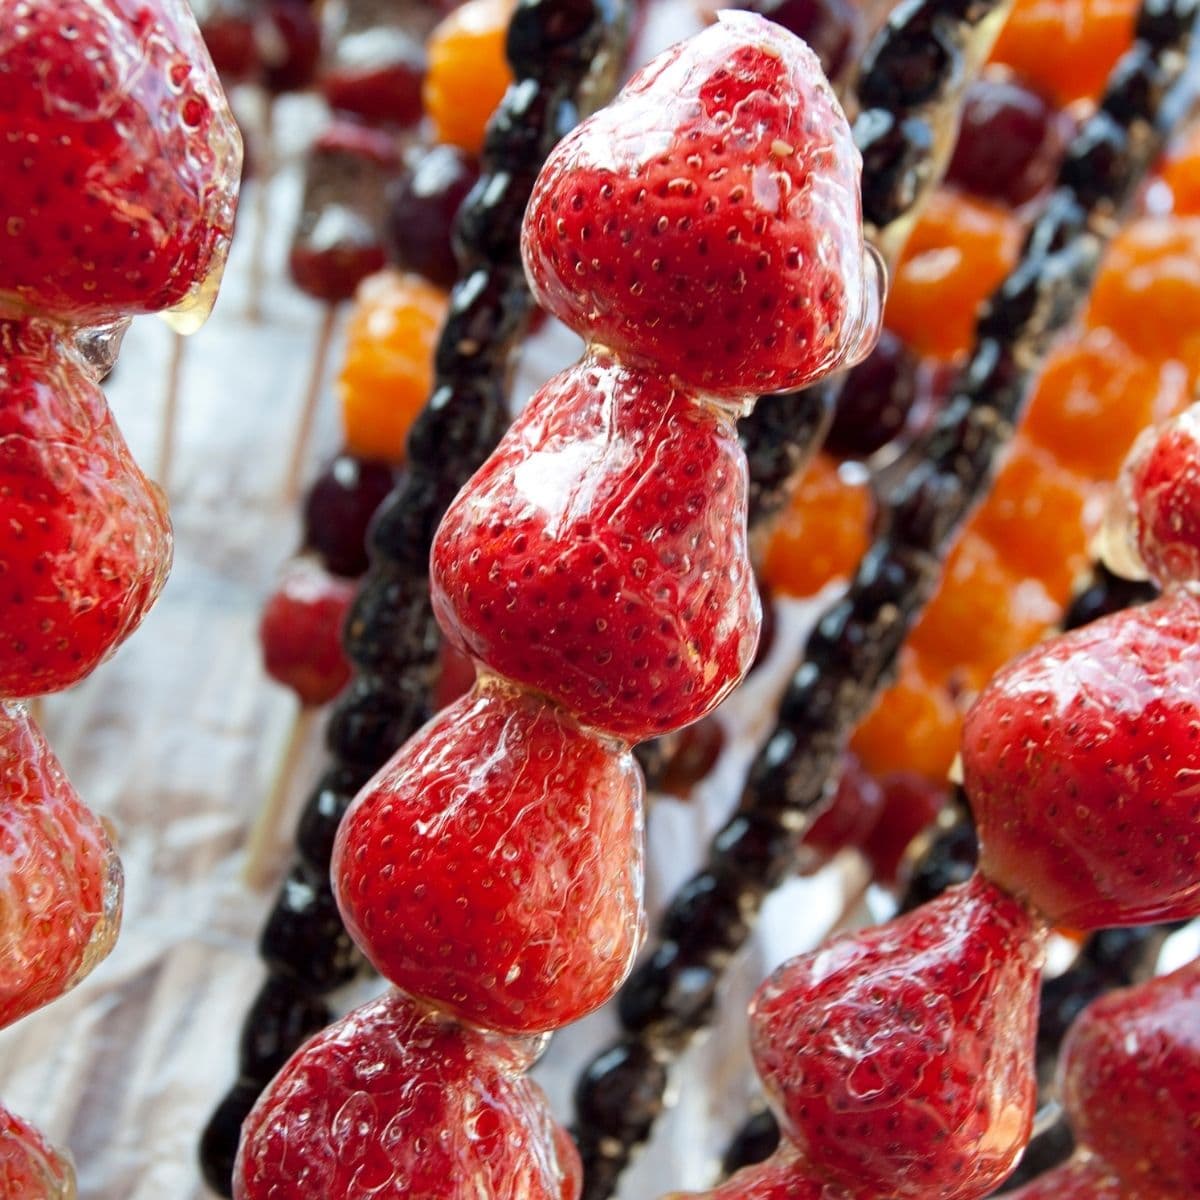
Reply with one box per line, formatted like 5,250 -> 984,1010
197,3 -> 632,1192
570,4 -> 1200,1193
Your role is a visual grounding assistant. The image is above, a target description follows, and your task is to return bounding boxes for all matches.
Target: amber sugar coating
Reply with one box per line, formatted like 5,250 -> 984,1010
0,702 -> 121,1032
750,873 -> 1044,1200
0,0 -> 240,324
235,990 -> 580,1200
431,353 -> 759,742
333,682 -> 644,1034
0,321 -> 172,699
0,1106 -> 76,1200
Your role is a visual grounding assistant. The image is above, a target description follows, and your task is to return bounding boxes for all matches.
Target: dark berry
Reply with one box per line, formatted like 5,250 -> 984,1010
259,0 -> 321,94
303,453 -> 396,578
825,329 -> 920,459
658,718 -> 726,799
739,0 -> 857,78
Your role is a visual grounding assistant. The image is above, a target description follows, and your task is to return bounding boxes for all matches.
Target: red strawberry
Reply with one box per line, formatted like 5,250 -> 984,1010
259,557 -> 354,706
1120,402 -> 1200,587
333,682 -> 644,1034
235,989 -> 581,1200
0,0 -> 241,326
1001,1156 -> 1125,1200
0,320 -> 173,698
431,352 -> 760,742
799,753 -> 886,874
662,1149 -> 823,1200
749,873 -> 1044,1200
963,589 -> 1200,929
1059,959 -> 1200,1195
0,702 -> 122,1031
521,11 -> 878,401
0,1105 -> 76,1199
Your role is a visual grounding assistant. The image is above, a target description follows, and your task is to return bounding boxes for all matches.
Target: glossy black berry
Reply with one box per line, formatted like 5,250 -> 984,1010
303,454 -> 395,579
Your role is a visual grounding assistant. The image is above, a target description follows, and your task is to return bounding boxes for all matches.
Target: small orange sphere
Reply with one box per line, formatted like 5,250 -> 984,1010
338,269 -> 448,463
1160,124 -> 1200,215
989,0 -> 1139,106
1022,329 -> 1189,481
971,438 -> 1094,603
850,648 -> 962,782
908,529 -> 1060,689
885,189 -> 1023,361
1086,217 -> 1200,375
761,454 -> 873,598
424,0 -> 516,155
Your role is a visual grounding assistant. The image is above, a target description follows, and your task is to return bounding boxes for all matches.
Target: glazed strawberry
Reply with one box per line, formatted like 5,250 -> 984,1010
0,1106 -> 76,1199
1059,960 -> 1200,1195
0,321 -> 172,698
333,682 -> 644,1034
235,989 -> 581,1200
0,702 -> 122,1031
0,0 -> 241,326
799,754 -> 885,874
1001,1156 -> 1125,1199
963,589 -> 1200,928
663,1149 -> 823,1199
431,353 -> 759,741
259,558 -> 355,706
521,11 -> 878,401
1117,403 -> 1200,587
749,874 -> 1044,1200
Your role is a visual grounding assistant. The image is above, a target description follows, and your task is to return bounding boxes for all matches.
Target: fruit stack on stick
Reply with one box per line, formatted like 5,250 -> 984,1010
567,0 -> 1199,1191
230,13 -> 881,1197
671,396 -> 1200,1199
198,0 -> 635,1188
0,0 -> 241,1190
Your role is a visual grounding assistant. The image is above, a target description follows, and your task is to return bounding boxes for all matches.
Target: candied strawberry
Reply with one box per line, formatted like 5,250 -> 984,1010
431,352 -> 760,742
1001,1155 -> 1125,1200
964,589 -> 1200,928
521,11 -> 876,401
1059,960 -> 1200,1195
0,702 -> 122,1031
749,874 -> 1044,1200
1118,403 -> 1200,587
799,753 -> 885,874
0,1106 -> 76,1199
333,682 -> 644,1034
0,0 -> 241,325
259,557 -> 355,706
0,321 -> 172,698
663,1149 -> 823,1199
235,989 -> 581,1200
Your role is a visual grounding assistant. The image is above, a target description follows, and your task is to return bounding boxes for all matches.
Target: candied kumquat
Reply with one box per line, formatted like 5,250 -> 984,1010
1160,123 -> 1200,215
885,189 -> 1023,361
989,0 -> 1138,107
423,0 -> 516,155
761,453 -> 873,597
338,269 -> 448,463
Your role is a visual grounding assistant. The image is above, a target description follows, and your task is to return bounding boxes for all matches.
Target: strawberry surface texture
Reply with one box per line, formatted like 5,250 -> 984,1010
0,321 -> 172,698
521,10 -> 877,400
235,990 -> 581,1200
963,588 -> 1200,928
663,1149 -> 826,1199
0,1105 -> 76,1200
749,874 -> 1044,1200
431,352 -> 759,741
1000,1155 -> 1126,1200
333,682 -> 645,1033
0,0 -> 241,324
0,702 -> 121,1032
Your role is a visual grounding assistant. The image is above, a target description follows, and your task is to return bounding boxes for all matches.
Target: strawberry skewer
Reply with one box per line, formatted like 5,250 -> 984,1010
198,1 -> 635,1189
569,3 -> 1200,1191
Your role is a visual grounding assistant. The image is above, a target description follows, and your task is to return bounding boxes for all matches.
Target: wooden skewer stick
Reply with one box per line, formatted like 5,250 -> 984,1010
245,91 -> 275,326
243,705 -> 318,890
156,330 -> 187,491
282,305 -> 338,504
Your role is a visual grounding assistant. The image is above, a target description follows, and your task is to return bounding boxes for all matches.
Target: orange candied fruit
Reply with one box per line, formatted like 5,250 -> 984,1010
761,453 -> 873,598
907,529 -> 1059,690
1022,328 -> 1189,481
885,189 -> 1023,361
970,437 -> 1094,603
338,269 -> 449,463
1086,217 -> 1200,375
850,648 -> 962,781
423,0 -> 516,155
989,0 -> 1138,107
1160,123 -> 1200,215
